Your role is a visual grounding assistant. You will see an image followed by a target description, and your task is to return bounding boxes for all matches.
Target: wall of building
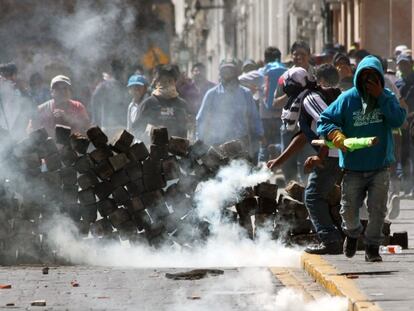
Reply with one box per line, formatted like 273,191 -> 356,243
333,0 -> 412,57
173,0 -> 329,80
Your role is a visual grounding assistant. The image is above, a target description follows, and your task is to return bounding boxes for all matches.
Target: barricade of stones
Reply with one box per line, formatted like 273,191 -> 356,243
0,125 -> 268,264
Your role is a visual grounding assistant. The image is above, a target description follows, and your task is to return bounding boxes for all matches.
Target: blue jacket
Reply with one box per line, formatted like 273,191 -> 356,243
317,55 -> 406,171
196,83 -> 264,145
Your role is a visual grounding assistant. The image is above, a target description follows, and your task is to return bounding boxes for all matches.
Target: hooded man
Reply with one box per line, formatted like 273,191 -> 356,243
196,59 -> 264,158
317,55 -> 406,262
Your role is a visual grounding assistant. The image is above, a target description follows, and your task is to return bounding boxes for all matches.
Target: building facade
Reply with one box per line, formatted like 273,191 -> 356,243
173,0 -> 329,79
330,0 -> 412,58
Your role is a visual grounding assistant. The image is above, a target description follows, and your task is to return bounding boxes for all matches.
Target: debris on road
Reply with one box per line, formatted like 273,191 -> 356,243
0,284 -> 12,289
187,295 -> 201,300
31,300 -> 46,306
165,269 -> 224,280
71,280 -> 80,287
42,267 -> 49,275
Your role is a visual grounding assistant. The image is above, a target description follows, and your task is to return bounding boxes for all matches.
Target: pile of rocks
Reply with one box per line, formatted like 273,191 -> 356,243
0,125 -> 278,263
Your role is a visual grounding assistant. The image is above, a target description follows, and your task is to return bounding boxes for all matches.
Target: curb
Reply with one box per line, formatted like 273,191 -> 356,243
301,253 -> 383,311
270,267 -> 324,302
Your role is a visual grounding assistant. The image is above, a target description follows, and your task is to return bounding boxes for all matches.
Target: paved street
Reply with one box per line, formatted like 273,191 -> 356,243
0,266 -> 330,310
321,198 -> 414,311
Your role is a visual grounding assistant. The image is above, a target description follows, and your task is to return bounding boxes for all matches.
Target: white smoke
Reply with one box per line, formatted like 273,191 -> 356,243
274,288 -> 347,311
169,268 -> 347,311
46,160 -> 302,268
195,160 -> 271,223
48,216 -> 301,268
42,160 -> 350,311
53,1 -> 136,65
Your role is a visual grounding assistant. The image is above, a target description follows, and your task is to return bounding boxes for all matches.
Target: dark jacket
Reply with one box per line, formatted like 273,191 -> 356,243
396,72 -> 414,111
132,95 -> 188,140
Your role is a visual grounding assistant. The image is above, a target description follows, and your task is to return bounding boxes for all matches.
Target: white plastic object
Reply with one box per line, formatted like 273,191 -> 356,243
379,245 -> 402,254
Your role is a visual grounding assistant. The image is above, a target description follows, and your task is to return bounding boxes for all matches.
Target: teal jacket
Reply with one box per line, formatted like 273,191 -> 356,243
317,55 -> 406,171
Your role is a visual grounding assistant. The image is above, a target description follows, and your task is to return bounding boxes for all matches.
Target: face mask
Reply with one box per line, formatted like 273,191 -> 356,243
283,79 -> 304,97
152,81 -> 178,98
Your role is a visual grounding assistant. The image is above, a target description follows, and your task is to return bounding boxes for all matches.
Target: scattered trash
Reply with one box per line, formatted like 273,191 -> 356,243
71,280 -> 79,287
31,300 -> 46,306
0,284 -> 12,289
165,269 -> 224,280
42,267 -> 49,275
149,272 -> 160,278
187,295 -> 201,300
379,245 -> 403,254
370,293 -> 385,296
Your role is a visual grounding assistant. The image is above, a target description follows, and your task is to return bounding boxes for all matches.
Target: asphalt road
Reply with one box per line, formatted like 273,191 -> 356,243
0,266 -> 290,310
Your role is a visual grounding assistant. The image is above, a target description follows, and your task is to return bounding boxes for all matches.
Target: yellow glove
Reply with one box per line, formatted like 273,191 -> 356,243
328,130 -> 347,152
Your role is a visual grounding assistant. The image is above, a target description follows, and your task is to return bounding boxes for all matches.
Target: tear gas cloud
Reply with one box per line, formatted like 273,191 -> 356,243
47,160 -> 302,268
195,160 -> 272,224
0,1 -> 144,79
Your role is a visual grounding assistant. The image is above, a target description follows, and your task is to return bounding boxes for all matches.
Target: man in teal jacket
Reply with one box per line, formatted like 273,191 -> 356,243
317,55 -> 406,262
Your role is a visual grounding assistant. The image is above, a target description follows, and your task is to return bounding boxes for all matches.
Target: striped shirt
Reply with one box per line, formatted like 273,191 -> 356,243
300,91 -> 339,158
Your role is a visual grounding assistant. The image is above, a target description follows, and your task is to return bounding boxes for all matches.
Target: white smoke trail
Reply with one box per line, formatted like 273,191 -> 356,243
48,213 -> 301,268
274,288 -> 347,311
195,160 -> 271,223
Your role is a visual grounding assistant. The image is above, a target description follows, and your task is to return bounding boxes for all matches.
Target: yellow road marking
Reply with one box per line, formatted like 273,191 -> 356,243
301,253 -> 383,311
270,267 -> 324,302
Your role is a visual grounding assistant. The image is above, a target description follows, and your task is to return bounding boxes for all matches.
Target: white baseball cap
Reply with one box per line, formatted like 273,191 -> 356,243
50,75 -> 71,88
394,45 -> 408,56
281,67 -> 313,87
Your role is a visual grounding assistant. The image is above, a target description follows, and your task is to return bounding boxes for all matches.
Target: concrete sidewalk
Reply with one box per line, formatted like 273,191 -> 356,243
302,198 -> 414,311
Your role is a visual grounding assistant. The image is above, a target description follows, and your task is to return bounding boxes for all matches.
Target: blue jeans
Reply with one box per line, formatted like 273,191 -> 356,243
304,157 -> 343,244
340,168 -> 390,246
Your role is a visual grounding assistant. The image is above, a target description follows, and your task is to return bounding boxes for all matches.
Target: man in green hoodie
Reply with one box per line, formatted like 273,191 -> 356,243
317,55 -> 406,262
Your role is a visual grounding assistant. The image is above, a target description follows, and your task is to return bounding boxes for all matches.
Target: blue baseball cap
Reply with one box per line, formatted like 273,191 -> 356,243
127,74 -> 148,87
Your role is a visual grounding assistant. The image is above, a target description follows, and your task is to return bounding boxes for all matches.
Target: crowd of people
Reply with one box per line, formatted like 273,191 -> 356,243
0,40 -> 412,262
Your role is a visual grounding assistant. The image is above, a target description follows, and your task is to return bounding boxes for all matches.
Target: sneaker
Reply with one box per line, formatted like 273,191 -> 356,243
365,245 -> 383,262
305,242 -> 343,255
343,236 -> 358,258
388,194 -> 400,220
